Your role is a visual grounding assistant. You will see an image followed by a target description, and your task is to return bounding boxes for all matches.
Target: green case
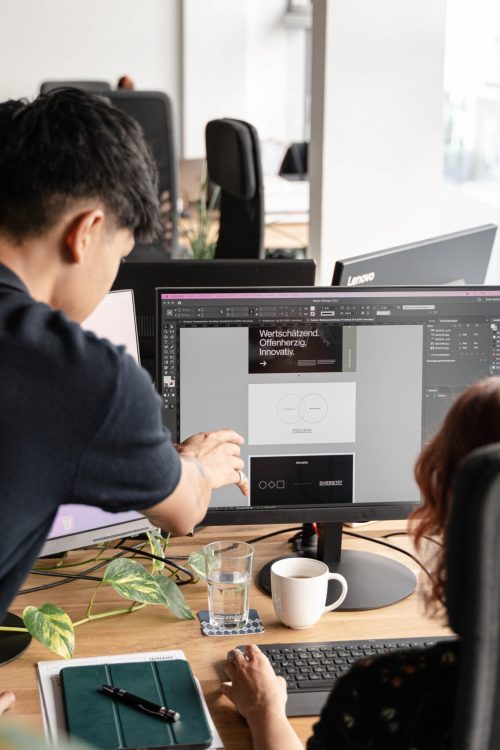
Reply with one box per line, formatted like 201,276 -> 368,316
60,659 -> 213,750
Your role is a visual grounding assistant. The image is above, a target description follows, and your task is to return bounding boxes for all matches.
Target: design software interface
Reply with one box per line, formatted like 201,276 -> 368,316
158,288 -> 500,512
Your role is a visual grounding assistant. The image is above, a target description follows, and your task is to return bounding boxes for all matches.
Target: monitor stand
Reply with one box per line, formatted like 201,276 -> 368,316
258,522 -> 416,611
0,612 -> 32,666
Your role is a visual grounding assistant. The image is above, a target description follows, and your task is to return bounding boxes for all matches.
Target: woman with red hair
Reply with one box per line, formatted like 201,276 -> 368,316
221,377 -> 500,750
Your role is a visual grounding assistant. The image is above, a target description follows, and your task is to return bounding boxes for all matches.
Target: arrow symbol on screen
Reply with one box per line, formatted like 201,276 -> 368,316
260,361 -> 267,367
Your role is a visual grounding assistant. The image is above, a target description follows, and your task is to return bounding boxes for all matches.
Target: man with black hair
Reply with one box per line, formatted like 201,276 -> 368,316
0,90 -> 248,715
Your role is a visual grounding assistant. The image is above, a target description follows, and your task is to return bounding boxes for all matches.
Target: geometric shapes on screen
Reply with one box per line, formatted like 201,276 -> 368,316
249,453 -> 354,505
248,382 -> 356,445
277,392 -> 328,424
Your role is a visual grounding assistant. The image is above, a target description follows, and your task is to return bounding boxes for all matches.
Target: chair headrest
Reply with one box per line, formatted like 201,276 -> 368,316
205,119 -> 257,200
446,442 -> 500,635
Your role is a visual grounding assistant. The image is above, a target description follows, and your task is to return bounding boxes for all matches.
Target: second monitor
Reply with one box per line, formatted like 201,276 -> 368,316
332,224 -> 497,287
112,259 -> 316,377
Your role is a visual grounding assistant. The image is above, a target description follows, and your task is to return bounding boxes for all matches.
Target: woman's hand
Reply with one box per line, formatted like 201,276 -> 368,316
221,647 -> 303,750
221,645 -> 287,723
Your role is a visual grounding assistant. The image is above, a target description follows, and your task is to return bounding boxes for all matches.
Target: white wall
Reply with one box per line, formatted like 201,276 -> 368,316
181,0 -> 308,158
0,0 -> 180,116
309,0 -> 448,283
181,1 -> 248,158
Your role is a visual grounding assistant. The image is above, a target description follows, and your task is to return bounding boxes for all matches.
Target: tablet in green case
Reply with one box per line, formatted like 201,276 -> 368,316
60,659 -> 213,749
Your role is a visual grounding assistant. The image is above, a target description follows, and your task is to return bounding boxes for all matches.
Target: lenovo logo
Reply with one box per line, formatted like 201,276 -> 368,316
346,271 -> 375,286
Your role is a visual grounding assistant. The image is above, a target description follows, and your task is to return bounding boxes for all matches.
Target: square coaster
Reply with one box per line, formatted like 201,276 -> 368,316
198,608 -> 265,636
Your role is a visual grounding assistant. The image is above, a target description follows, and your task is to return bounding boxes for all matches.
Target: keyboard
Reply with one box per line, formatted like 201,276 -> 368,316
240,637 -> 453,716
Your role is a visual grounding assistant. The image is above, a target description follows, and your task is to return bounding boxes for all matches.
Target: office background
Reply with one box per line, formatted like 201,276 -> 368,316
1,0 -> 500,283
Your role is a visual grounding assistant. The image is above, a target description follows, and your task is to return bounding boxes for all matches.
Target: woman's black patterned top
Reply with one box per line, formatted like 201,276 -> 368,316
306,640 -> 459,750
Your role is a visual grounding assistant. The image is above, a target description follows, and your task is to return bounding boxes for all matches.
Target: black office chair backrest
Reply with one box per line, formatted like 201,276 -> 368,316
446,443 -> 500,750
40,80 -> 111,94
106,90 -> 178,258
205,118 -> 264,260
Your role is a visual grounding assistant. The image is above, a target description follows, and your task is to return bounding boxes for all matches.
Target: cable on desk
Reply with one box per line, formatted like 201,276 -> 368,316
342,529 -> 436,584
246,526 -> 304,545
19,541 -> 133,595
114,543 -> 196,586
381,530 -> 443,547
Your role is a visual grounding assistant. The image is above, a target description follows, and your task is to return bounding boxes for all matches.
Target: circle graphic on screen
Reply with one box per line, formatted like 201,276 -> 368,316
277,393 -> 328,424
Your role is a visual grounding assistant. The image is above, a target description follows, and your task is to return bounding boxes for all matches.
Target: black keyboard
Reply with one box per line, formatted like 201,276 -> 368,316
240,637 -> 453,716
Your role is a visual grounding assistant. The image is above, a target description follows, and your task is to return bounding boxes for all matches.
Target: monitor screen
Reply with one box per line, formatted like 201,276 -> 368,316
331,224 -> 497,287
156,285 -> 500,608
41,290 -> 154,556
112,259 -> 316,380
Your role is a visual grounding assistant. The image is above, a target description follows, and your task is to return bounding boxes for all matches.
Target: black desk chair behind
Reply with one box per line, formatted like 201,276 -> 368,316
40,80 -> 111,94
106,90 -> 178,259
205,118 -> 264,260
446,443 -> 500,749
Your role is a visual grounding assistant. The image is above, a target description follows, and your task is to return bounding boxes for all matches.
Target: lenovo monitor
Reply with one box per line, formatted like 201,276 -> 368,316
156,284 -> 500,610
332,224 -> 497,288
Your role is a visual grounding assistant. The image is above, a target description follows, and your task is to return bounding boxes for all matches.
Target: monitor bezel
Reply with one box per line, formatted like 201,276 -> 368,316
156,283 -> 500,527
40,517 -> 155,557
331,223 -> 497,286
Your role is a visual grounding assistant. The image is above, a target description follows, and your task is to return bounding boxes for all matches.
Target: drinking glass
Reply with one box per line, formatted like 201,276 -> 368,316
203,541 -> 254,628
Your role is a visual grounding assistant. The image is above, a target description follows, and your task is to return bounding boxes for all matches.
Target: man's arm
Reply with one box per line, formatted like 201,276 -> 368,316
143,429 -> 249,535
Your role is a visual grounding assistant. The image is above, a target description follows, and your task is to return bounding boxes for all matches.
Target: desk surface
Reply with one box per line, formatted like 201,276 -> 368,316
3,523 -> 449,748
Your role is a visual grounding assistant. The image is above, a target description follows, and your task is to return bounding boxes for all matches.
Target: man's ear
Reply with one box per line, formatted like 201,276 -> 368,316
63,208 -> 105,264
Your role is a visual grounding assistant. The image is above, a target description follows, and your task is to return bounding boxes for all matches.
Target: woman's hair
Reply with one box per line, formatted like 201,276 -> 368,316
411,376 -> 500,612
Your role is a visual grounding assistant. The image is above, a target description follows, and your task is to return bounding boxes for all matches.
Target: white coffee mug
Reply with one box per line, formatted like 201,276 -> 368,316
270,557 -> 348,629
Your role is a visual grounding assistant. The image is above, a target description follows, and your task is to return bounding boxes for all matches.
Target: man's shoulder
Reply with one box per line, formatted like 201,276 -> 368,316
0,286 -> 144,391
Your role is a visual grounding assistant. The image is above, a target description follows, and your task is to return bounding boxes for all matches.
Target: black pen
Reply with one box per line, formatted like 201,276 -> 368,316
101,684 -> 181,722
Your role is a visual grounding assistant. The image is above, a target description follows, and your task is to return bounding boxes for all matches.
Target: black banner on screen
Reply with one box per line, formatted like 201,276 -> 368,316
250,454 -> 353,507
248,325 -> 342,374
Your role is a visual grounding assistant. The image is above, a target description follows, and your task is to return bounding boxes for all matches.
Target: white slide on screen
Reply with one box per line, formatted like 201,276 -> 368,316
248,382 -> 356,445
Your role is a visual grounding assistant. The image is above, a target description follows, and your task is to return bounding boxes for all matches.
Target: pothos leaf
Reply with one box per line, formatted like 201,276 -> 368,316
0,722 -> 96,750
23,604 -> 74,659
155,576 -> 195,620
103,558 -> 167,605
147,530 -> 166,573
187,550 -> 207,580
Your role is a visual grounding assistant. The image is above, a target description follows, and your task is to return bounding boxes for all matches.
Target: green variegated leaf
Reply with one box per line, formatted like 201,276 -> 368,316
23,604 -> 74,659
103,558 -> 168,605
147,530 -> 165,573
0,721 -> 95,750
155,576 -> 195,620
187,550 -> 207,579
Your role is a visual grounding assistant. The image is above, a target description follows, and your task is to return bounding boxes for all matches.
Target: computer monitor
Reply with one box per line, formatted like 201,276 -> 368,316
41,290 -> 154,556
331,224 -> 497,287
112,259 -> 316,378
156,284 -> 500,610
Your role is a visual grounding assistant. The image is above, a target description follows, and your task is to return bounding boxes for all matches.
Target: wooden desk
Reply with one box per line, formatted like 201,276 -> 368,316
2,523 -> 449,748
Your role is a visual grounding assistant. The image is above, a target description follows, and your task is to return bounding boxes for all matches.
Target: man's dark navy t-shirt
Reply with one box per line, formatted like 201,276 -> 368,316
0,264 -> 181,619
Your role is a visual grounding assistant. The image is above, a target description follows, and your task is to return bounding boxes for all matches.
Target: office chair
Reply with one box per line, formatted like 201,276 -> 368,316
205,118 -> 264,259
446,443 -> 500,750
40,80 -> 111,94
106,90 -> 178,259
